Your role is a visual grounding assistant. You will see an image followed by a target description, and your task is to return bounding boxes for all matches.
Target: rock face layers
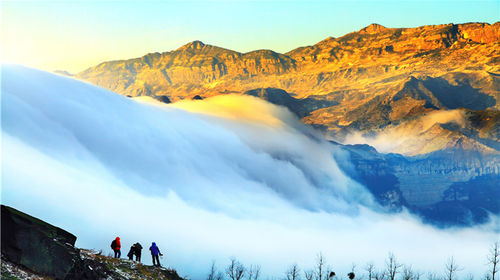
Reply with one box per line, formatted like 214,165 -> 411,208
334,144 -> 500,226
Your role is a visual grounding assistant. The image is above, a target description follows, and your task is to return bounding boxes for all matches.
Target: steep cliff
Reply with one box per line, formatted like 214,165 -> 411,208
334,144 -> 500,226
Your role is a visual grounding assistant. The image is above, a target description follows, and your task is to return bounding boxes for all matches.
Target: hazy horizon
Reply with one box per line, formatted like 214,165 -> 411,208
1,0 -> 499,73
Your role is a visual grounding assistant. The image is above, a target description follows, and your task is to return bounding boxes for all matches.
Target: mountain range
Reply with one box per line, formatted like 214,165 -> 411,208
74,22 -> 500,226
76,22 -> 499,156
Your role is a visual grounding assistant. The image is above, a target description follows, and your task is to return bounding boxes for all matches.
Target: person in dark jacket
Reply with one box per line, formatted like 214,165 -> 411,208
134,242 -> 143,262
127,244 -> 136,260
111,237 -> 121,258
149,242 -> 163,266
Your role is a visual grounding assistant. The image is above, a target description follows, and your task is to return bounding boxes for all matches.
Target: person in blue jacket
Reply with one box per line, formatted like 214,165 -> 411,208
149,242 -> 163,266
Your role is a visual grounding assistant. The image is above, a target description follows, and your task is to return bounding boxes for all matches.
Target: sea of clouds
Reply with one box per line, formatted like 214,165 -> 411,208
2,65 -> 497,278
343,110 -> 470,156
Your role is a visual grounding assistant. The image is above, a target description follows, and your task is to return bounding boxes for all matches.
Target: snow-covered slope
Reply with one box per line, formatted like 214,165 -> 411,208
1,65 -> 497,277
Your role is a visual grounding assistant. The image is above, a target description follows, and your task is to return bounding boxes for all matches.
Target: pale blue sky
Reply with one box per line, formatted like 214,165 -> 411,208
2,0 -> 499,73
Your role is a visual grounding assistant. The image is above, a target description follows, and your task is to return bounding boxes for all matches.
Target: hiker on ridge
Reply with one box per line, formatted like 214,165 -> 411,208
134,242 -> 143,263
149,242 -> 163,266
111,237 -> 121,258
127,243 -> 136,260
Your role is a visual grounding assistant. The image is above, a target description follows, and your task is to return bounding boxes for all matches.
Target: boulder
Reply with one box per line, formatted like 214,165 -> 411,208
1,205 -> 95,279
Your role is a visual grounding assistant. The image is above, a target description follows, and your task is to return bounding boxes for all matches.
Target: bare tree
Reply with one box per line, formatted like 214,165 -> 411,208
487,242 -> 499,280
247,264 -> 261,280
208,261 -> 219,280
444,257 -> 462,280
365,262 -> 375,280
226,258 -> 245,280
402,265 -> 415,280
286,264 -> 301,280
385,252 -> 403,280
315,253 -> 327,280
304,270 -> 314,280
374,270 -> 386,280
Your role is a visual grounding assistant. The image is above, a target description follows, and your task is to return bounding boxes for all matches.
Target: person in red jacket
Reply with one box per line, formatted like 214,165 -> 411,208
111,237 -> 121,258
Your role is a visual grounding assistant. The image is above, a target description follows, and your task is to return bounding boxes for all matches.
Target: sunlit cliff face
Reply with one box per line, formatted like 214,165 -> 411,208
2,65 -> 497,278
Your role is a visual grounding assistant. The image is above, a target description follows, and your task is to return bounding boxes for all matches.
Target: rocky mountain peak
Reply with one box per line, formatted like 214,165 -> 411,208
359,23 -> 388,34
177,40 -> 206,51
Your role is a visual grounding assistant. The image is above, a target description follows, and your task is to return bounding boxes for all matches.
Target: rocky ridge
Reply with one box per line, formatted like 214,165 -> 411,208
76,22 -> 500,156
77,23 -> 500,101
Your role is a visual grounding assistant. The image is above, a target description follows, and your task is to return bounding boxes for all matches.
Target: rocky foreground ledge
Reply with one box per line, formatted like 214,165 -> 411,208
1,205 -> 184,280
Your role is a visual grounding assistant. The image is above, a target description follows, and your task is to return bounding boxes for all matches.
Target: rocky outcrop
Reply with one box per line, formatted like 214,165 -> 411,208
459,22 -> 500,44
156,95 -> 172,104
359,23 -> 388,34
1,205 -> 95,279
1,205 -> 184,280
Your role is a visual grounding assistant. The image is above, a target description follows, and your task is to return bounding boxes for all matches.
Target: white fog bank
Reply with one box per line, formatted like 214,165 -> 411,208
343,110 -> 471,155
1,65 -> 497,278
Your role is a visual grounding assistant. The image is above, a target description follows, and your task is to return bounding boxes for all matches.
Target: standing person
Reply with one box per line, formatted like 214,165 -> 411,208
127,244 -> 136,260
149,242 -> 163,266
111,237 -> 121,258
134,242 -> 143,263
